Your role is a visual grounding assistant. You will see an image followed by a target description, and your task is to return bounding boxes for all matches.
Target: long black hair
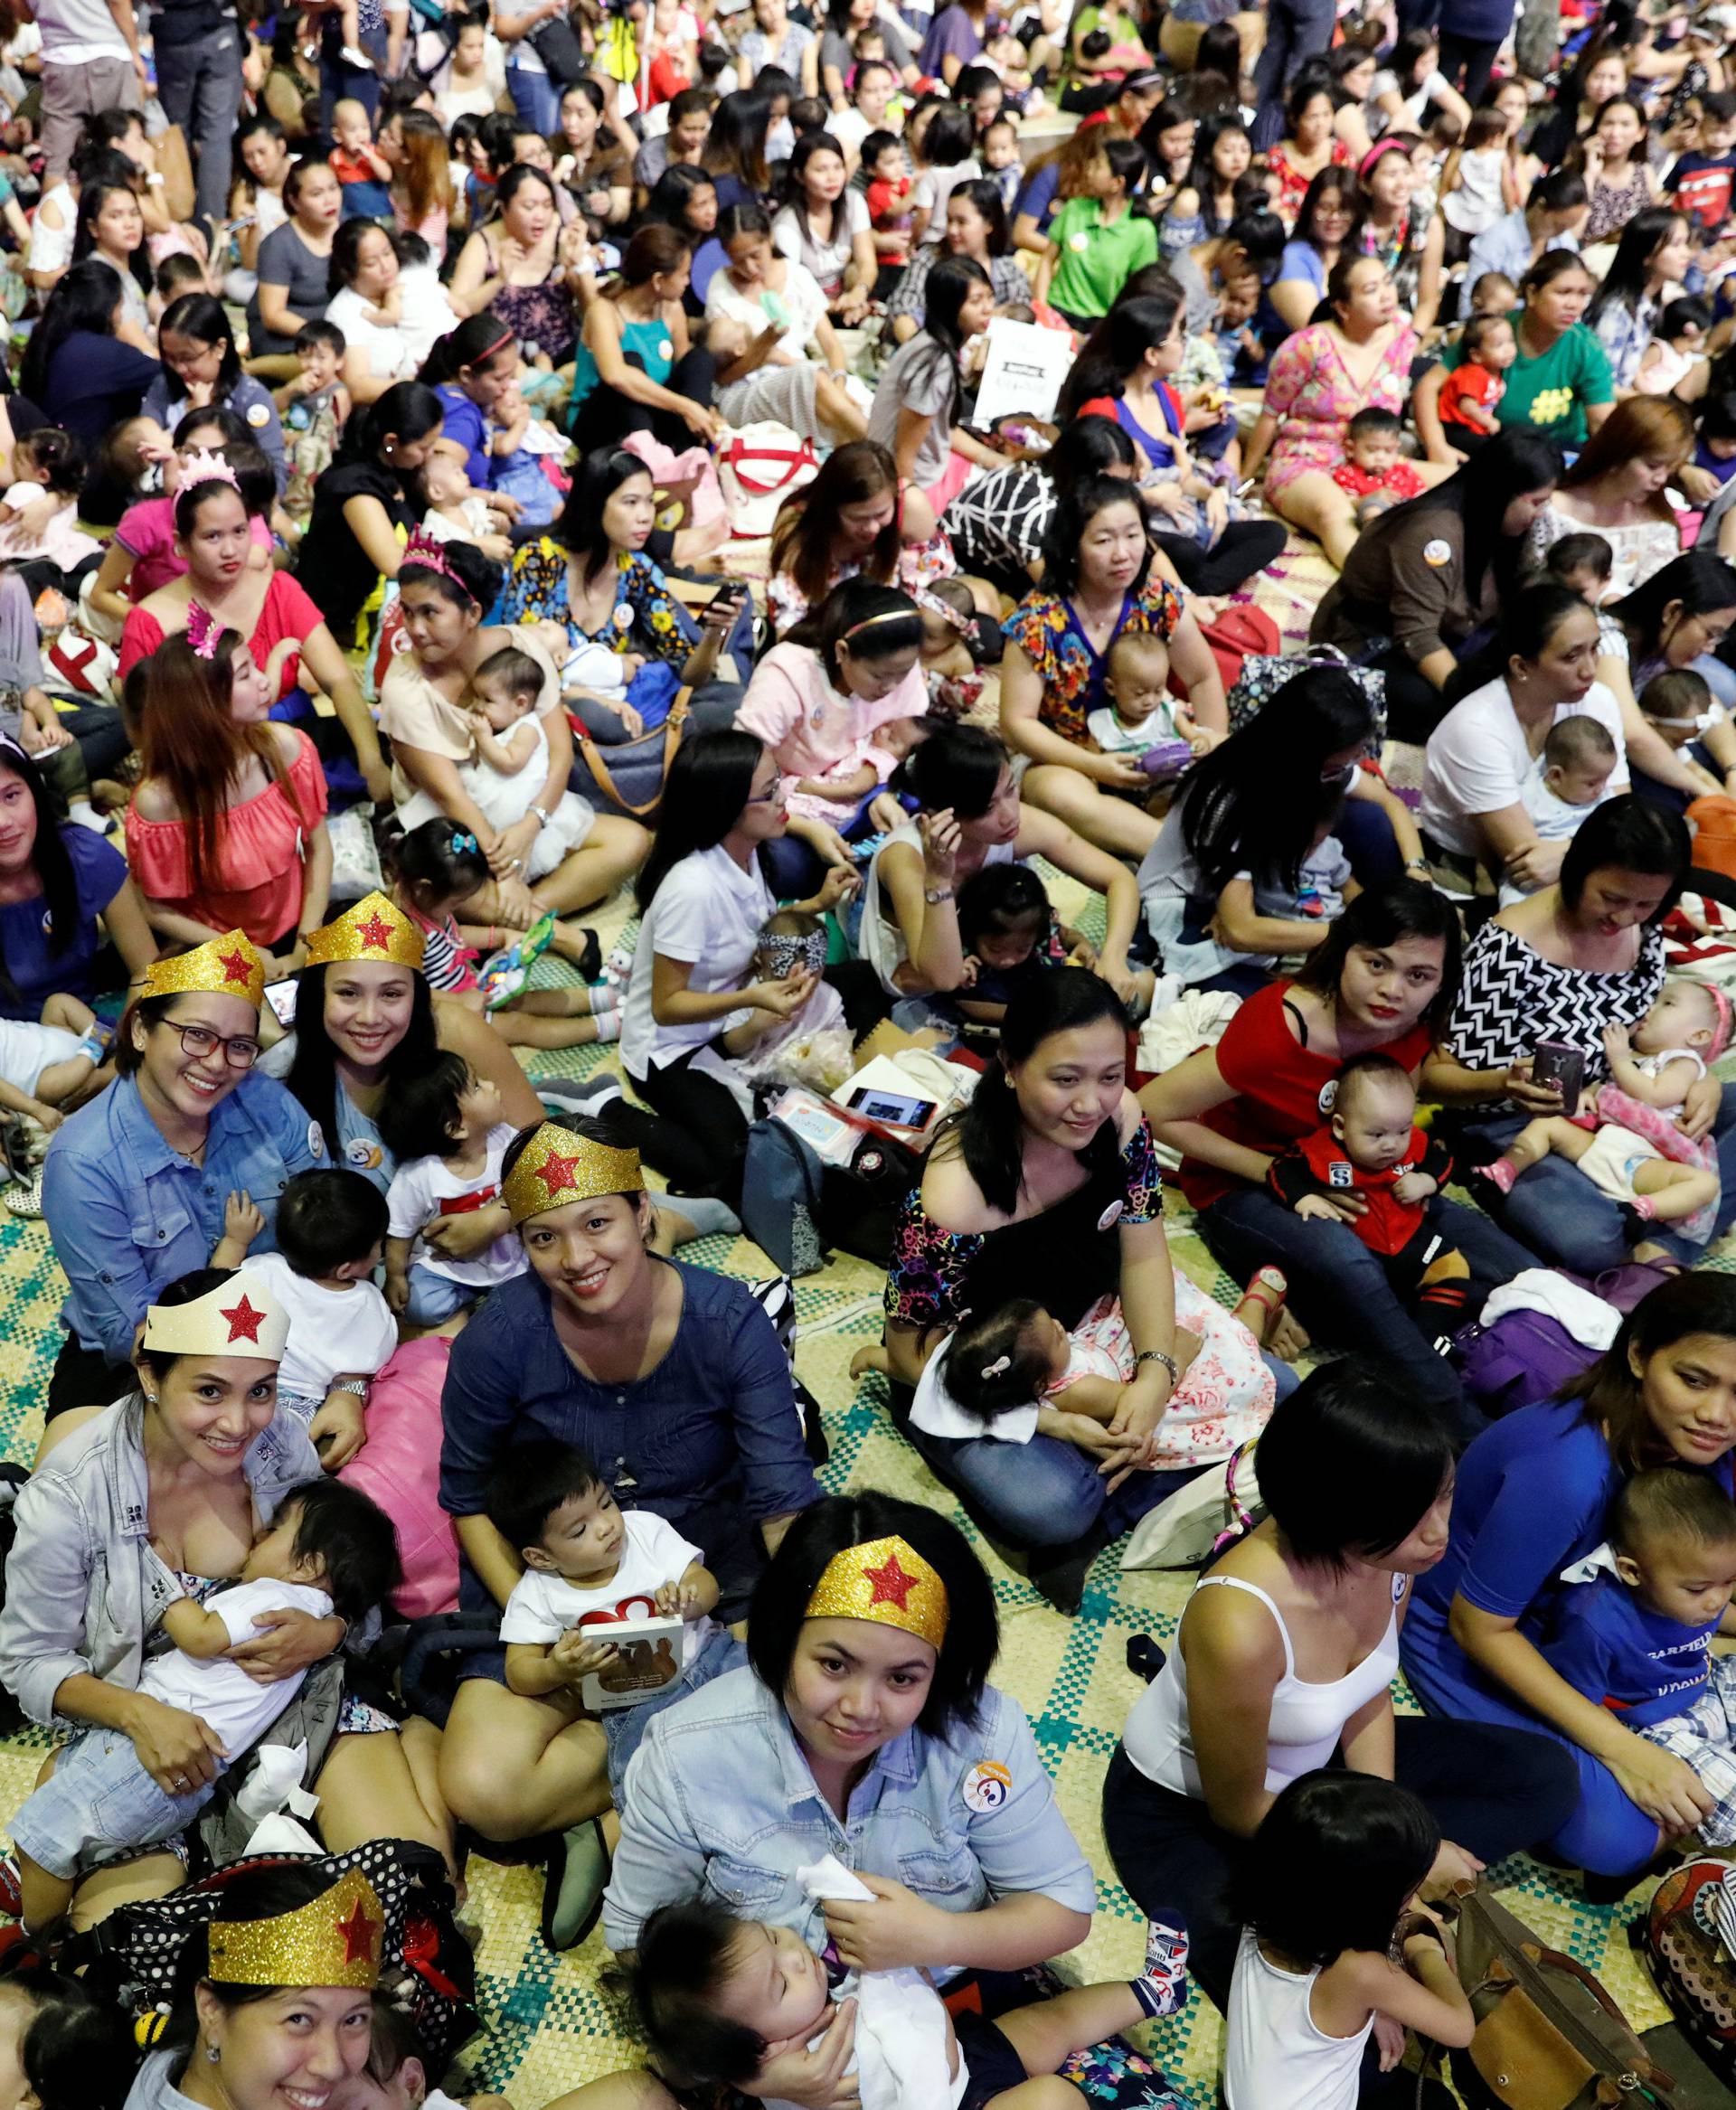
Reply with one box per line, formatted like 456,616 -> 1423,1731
335,378 -> 444,467
417,310 -> 517,387
909,254 -> 989,433
635,730 -> 766,914
1351,427 -> 1561,615
1039,471 -> 1151,599
643,162 -> 718,234
1040,412 -> 1137,494
157,292 -> 243,400
1587,204 -> 1688,329
1608,550 -> 1736,661
1295,879 -> 1464,1040
0,738 -> 79,1001
71,175 -> 150,295
19,259 -> 125,402
945,174 -> 1010,257
283,961 -> 439,1155
555,446 -> 656,588
1056,287 -> 1184,425
0,1957 -> 137,2110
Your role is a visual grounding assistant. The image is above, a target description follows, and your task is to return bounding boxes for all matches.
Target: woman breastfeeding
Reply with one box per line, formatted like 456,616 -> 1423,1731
42,937 -> 324,1418
0,1267 -> 448,1912
1103,1361 -> 1579,2017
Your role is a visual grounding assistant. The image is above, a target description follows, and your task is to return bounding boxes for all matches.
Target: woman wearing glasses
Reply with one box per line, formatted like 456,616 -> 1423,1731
42,931 -> 325,1419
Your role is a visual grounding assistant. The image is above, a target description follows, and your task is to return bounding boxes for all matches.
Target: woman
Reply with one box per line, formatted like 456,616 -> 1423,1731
740,579 -> 925,891
921,0 -> 993,88
1529,396 -> 1693,598
1001,473 -> 1228,861
1264,78 -> 1352,228
418,313 -> 519,496
435,1111 -> 821,1919
1140,881 -> 1534,1436
641,163 -> 720,285
1417,250 -> 1614,462
861,722 -> 1148,1009
0,1270 -> 446,1910
738,0 -> 819,95
1160,112 -> 1256,256
773,132 -> 875,323
1401,1274 -> 1736,1880
1575,93 -> 1662,246
379,107 -> 454,253
1012,126 -> 1108,259
619,731 -> 854,1204
868,255 -> 1002,510
1327,42 -> 1379,161
822,0 -> 918,103
1166,206 -> 1287,341
70,177 -> 152,351
706,202 -> 868,449
569,223 -> 722,453
120,452 -> 391,809
17,259 -> 157,448
1424,796 -> 1736,1271
555,78 -> 632,227
1465,165 -> 1590,298
0,737 -> 151,1025
228,115 -> 293,294
323,220 -> 419,408
1104,1362 -> 1578,2012
503,449 -> 750,740
1369,27 -> 1468,138
1528,41 -> 1628,169
1268,164 -> 1357,334
386,532 -> 649,915
1060,287 -> 1289,597
1586,205 -> 1692,393
294,381 -> 441,667
942,412 -> 1140,601
1597,554 -> 1736,806
127,626 -> 331,964
144,296 -> 287,499
1241,254 -> 1421,570
1031,135 -> 1156,327
40,937 -> 324,1415
246,158 -> 341,362
1354,133 -> 1438,331
449,165 -> 590,370
1312,428 -> 1563,742
700,86 -> 775,214
767,438 -> 946,636
884,177 -> 1026,345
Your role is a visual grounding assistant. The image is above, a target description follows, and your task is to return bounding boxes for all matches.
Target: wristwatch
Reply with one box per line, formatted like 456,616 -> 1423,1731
924,885 -> 955,904
1136,1349 -> 1180,1386
330,1378 -> 370,1400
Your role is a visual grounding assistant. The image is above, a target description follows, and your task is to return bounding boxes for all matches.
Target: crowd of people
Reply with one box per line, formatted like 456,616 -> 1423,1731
0,1 -> 1735,2109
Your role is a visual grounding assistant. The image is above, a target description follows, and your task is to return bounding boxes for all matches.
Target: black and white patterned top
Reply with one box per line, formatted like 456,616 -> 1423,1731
941,460 -> 1054,583
1443,918 -> 1665,1102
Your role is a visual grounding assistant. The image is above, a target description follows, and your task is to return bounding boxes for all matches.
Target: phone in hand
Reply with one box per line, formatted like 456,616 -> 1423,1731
1532,1040 -> 1586,1116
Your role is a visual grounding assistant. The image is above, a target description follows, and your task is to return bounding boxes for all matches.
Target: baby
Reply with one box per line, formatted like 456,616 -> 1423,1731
1329,407 -> 1425,526
10,1469 -> 396,1929
1542,529 -> 1615,608
1437,312 -> 1516,449
0,426 -> 99,577
464,645 -> 600,881
1636,294 -> 1712,398
1478,979 -> 1731,1239
0,988 -> 105,1138
626,1893 -> 1186,2110
1466,268 -> 1518,319
1499,713 -> 1618,905
331,99 -> 392,212
1271,1054 -> 1471,1352
733,907 -> 853,1097
1087,629 -> 1214,773
419,446 -> 507,556
979,116 -> 1022,213
1545,1466 -> 1736,1847
1637,669 -> 1726,805
786,710 -> 929,833
380,1051 -> 526,1328
916,577 -> 982,718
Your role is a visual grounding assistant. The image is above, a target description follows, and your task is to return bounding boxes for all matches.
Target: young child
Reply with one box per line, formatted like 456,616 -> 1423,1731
381,1051 -> 527,1328
0,426 -> 99,581
1545,1466 -> 1736,1849
979,116 -> 1022,215
242,1168 -> 399,1445
1637,667 -> 1726,802
1087,629 -> 1216,768
1210,263 -> 1267,388
1270,1053 -> 1472,1352
461,645 -> 610,877
1465,268 -> 1518,319
1329,407 -> 1426,525
626,1892 -> 1188,2110
10,1439 -> 396,1929
0,987 -> 106,1136
331,99 -> 392,218
1500,713 -> 1618,904
1665,87 -> 1736,236
1694,391 -> 1736,488
1478,978 -> 1731,1240
909,102 -> 979,250
1438,105 -> 1511,252
1436,312 -> 1515,449
1635,294 -> 1712,398
1542,528 -> 1616,606
418,447 -> 507,555
784,708 -> 929,835
731,905 -> 853,1097
863,130 -> 915,276
277,321 -> 350,524
915,577 -> 982,718
1224,1771 -> 1474,2108
488,1438 -> 730,1800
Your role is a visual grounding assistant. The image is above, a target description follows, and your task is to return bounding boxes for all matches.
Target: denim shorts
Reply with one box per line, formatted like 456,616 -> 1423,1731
11,1727 -> 218,1880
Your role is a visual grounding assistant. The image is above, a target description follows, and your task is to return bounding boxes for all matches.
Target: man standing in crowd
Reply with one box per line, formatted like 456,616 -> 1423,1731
151,0 -> 246,231
34,0 -> 144,183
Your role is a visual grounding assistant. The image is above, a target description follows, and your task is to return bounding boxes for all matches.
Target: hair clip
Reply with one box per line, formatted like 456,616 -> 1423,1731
915,587 -> 973,636
981,1353 -> 1012,1379
179,447 -> 240,494
185,600 -> 223,661
450,829 -> 478,853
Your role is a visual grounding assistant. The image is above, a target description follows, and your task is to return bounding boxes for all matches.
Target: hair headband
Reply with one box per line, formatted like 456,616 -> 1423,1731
1358,137 -> 1413,183
142,1269 -> 289,1361
842,608 -> 917,641
804,1534 -> 948,1650
205,1866 -> 384,1990
401,528 -> 478,605
915,588 -> 972,636
1699,979 -> 1734,1061
179,447 -> 239,494
469,324 -> 515,367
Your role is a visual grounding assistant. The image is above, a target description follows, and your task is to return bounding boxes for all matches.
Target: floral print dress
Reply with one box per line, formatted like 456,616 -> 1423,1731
1260,319 -> 1420,499
1264,137 -> 1351,227
1002,576 -> 1184,746
502,539 -> 698,665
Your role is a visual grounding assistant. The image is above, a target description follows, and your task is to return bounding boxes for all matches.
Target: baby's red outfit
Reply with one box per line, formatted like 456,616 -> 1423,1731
330,147 -> 381,186
867,174 -> 914,264
1330,459 -> 1427,502
1439,362 -> 1505,433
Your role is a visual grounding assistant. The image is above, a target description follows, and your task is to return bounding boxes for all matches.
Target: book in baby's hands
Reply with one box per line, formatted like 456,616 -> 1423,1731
577,1615 -> 686,1711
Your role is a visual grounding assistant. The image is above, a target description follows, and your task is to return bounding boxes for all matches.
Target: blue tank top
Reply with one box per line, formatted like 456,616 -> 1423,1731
569,314 -> 675,410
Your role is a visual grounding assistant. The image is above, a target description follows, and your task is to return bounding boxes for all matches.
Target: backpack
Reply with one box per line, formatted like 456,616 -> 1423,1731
1637,1859 -> 1736,2086
741,1116 -> 920,1276
1453,1310 -> 1601,1419
1225,642 -> 1387,752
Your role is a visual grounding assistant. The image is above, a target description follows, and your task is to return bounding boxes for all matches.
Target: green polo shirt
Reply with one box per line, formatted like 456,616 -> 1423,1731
1048,196 -> 1159,320
1438,308 -> 1614,448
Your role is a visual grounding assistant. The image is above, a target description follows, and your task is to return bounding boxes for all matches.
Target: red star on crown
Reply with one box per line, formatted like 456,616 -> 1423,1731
354,910 -> 396,953
534,1148 -> 582,1198
337,1898 -> 380,1965
221,1295 -> 266,1345
218,947 -> 253,986
863,1550 -> 920,1611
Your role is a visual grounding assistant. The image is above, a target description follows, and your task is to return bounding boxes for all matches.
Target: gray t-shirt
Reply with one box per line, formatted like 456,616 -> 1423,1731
867,332 -> 957,489
819,16 -> 913,80
248,221 -> 331,354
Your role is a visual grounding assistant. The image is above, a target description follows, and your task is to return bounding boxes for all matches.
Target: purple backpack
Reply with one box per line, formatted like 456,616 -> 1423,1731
1453,1310 -> 1602,1419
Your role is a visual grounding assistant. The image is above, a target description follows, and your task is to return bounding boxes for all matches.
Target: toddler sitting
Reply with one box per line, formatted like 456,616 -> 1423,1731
1436,313 -> 1515,450
1478,977 -> 1731,1243
0,427 -> 99,579
463,645 -> 602,881
1328,407 -> 1425,525
1545,1466 -> 1736,1848
1087,629 -> 1217,773
626,1890 -> 1185,2110
1498,714 -> 1618,905
381,1051 -> 526,1328
1270,1053 -> 1471,1352
732,907 -> 854,1098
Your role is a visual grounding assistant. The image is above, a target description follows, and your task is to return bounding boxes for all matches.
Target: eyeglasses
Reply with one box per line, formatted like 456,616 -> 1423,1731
745,781 -> 782,805
163,1021 -> 260,1069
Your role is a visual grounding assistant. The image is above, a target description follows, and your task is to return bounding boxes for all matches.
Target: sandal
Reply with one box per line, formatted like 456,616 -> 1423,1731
541,1816 -> 610,1953
1234,1267 -> 1288,1341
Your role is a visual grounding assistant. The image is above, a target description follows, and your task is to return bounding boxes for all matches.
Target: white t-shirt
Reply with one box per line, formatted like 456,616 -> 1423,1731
772,190 -> 871,293
911,158 -> 980,244
1418,677 -> 1629,858
499,1509 -> 707,1671
324,285 -> 418,383
621,843 -> 773,1079
385,1120 -> 526,1286
143,1579 -> 333,1749
394,263 -> 466,367
243,1252 -> 398,1408
26,182 -> 74,278
703,255 -> 829,363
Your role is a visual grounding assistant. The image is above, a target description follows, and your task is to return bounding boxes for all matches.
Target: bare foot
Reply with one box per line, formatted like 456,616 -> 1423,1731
1231,1266 -> 1288,1347
1269,1307 -> 1310,1362
850,1343 -> 890,1380
1630,1242 -> 1683,1271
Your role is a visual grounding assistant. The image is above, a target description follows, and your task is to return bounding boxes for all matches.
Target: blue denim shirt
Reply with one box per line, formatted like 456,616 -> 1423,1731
42,1072 -> 326,1362
0,1395 -> 321,1728
602,1666 -> 1095,1954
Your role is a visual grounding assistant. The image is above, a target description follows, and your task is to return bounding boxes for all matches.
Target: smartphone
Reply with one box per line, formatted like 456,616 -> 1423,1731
1236,477 -> 1258,498
844,1085 -> 934,1129
1532,1040 -> 1585,1117
264,978 -> 298,1029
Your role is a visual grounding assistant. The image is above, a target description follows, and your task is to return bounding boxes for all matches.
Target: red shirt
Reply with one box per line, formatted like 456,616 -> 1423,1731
1275,1123 -> 1448,1258
1177,981 -> 1434,1210
1439,363 -> 1505,432
118,570 -> 326,699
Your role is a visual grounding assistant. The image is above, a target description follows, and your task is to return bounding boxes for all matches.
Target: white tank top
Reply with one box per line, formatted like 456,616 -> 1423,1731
1224,1927 -> 1370,2110
1120,1575 -> 1402,1797
857,819 -> 1019,995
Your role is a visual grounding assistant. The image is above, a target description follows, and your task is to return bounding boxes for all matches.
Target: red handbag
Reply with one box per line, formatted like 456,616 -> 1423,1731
1175,605 -> 1282,702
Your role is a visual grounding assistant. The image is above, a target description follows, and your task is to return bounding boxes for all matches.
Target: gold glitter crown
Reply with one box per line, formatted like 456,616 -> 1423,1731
142,1271 -> 289,1362
140,932 -> 266,1009
804,1535 -> 948,1651
206,1866 -> 384,1990
304,891 -> 426,973
503,1122 -> 643,1226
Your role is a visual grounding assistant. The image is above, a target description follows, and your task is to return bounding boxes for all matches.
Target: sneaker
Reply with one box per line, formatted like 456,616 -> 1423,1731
339,42 -> 373,68
541,1817 -> 609,1952
4,1169 -> 43,1219
533,1075 -> 624,1116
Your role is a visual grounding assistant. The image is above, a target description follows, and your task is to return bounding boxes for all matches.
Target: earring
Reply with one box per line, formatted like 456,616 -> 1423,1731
206,2047 -> 221,2066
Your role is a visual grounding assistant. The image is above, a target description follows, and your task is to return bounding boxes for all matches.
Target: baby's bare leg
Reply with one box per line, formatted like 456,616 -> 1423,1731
995,1984 -> 1146,2077
1485,1116 -> 1594,1192
1631,1161 -> 1722,1221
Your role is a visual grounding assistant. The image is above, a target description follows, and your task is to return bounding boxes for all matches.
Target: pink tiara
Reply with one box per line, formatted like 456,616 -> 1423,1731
185,600 -> 225,662
401,529 -> 476,604
179,447 -> 239,494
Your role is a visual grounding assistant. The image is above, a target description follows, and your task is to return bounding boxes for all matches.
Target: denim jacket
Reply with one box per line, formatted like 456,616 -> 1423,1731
0,1395 -> 320,1728
602,1666 -> 1095,1955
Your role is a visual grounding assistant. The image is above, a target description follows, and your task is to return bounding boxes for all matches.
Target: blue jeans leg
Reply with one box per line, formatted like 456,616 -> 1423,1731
507,65 -> 563,137
897,1419 -> 1109,1550
404,1266 -> 477,1327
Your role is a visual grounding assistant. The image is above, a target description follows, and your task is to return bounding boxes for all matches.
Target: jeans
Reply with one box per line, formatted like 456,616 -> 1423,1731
402,1264 -> 478,1327
1250,0 -> 1335,148
892,1353 -> 1298,1552
1452,1085 -> 1736,1269
506,61 -> 563,137
319,17 -> 387,131
12,1722 -> 217,1879
1198,1188 -> 1538,1444
153,28 -> 245,229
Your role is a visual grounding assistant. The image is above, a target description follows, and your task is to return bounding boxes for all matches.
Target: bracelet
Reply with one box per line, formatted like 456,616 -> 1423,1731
1136,1349 -> 1180,1385
330,1377 -> 369,1399
530,804 -> 552,827
924,884 -> 955,904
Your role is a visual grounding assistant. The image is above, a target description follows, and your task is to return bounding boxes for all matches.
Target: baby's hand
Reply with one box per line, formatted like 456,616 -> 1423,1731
552,1628 -> 618,1681
1391,1171 -> 1437,1204
1602,1022 -> 1633,1063
618,652 -> 646,682
224,1190 -> 266,1248
384,1272 -> 410,1316
654,1578 -> 706,1619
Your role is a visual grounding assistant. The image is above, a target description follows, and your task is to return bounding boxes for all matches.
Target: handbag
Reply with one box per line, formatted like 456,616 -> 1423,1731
718,421 -> 820,540
1640,1859 -> 1736,2086
621,430 -> 729,534
529,10 -> 589,83
153,124 -> 196,225
1183,604 -> 1281,702
567,685 -> 690,822
1227,640 -> 1387,752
